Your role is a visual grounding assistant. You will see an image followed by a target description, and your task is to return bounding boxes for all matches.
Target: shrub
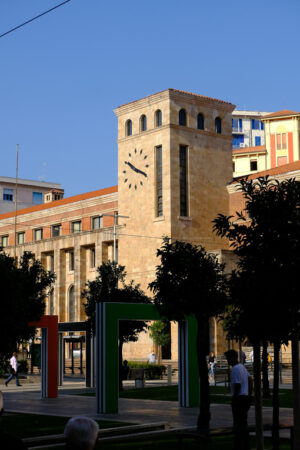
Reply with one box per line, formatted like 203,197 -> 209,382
127,361 -> 166,379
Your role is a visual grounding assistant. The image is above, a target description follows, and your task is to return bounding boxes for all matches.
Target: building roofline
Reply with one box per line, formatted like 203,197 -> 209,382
0,176 -> 62,189
0,185 -> 118,220
262,110 -> 300,120
232,145 -> 266,155
115,88 -> 235,112
231,160 -> 300,185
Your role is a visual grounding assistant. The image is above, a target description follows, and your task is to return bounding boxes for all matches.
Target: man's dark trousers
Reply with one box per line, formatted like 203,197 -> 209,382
232,395 -> 250,450
5,370 -> 20,386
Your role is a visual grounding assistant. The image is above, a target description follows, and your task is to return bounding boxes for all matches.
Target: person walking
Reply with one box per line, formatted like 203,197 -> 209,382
208,351 -> 216,379
224,349 -> 253,450
148,351 -> 156,364
5,352 -> 21,387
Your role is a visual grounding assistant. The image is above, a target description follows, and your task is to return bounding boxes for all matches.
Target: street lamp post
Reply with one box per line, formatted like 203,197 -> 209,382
101,213 -> 129,262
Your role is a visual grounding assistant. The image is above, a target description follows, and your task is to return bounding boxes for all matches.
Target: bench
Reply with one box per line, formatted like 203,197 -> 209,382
213,367 -> 230,386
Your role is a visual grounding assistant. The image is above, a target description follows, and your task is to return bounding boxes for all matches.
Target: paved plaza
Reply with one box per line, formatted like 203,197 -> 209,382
1,381 -> 293,431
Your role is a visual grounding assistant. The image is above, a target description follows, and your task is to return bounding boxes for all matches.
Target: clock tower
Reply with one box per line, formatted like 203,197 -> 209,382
114,89 -> 235,293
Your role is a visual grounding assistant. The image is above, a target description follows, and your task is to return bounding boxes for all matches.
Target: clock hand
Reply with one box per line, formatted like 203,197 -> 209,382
125,161 -> 147,178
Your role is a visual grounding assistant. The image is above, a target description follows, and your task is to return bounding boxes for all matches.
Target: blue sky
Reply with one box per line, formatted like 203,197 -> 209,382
1,0 -> 300,197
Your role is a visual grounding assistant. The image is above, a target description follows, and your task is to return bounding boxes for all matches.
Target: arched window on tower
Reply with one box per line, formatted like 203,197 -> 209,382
179,109 -> 187,126
197,113 -> 204,130
140,114 -> 147,131
69,285 -> 75,322
126,119 -> 132,136
215,117 -> 222,134
155,109 -> 162,127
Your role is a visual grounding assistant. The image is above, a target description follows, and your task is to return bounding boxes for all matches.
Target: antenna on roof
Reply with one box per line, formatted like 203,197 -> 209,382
39,162 -> 47,182
14,144 -> 19,261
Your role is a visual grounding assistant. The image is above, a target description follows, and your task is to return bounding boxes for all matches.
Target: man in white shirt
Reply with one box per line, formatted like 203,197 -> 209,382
148,351 -> 156,364
225,349 -> 253,450
5,352 -> 21,387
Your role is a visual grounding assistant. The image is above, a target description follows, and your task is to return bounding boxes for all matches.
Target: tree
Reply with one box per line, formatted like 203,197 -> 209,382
213,176 -> 300,450
83,261 -> 150,386
149,321 -> 171,364
0,251 -> 55,363
149,239 -> 226,432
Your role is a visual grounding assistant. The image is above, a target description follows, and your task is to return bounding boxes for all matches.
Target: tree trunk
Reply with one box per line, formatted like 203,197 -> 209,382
262,341 -> 270,398
253,341 -> 264,450
157,345 -> 162,365
196,318 -> 210,433
292,333 -> 300,450
272,340 -> 280,450
119,338 -> 124,391
238,339 -> 242,362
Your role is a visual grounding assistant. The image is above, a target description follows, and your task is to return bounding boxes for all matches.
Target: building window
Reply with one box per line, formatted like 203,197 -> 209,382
17,232 -> 25,244
69,285 -> 75,322
90,248 -> 96,268
250,160 -> 258,171
71,221 -> 81,234
232,135 -> 244,148
282,133 -> 287,149
1,235 -> 9,247
32,192 -> 43,204
197,113 -> 204,130
276,133 -> 287,150
126,119 -> 132,136
215,117 -> 222,134
252,119 -> 264,130
276,134 -> 281,149
52,224 -> 62,237
255,136 -> 261,146
49,253 -> 54,271
3,189 -> 13,201
155,146 -> 163,217
179,109 -> 187,126
49,290 -> 54,315
232,118 -> 243,132
179,145 -> 188,217
69,251 -> 74,271
140,114 -> 147,132
92,216 -> 103,229
155,110 -> 162,127
233,162 -> 235,172
34,228 -> 43,241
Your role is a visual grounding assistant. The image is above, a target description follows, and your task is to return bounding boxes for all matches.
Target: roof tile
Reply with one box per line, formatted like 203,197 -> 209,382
0,185 -> 118,220
262,110 -> 300,119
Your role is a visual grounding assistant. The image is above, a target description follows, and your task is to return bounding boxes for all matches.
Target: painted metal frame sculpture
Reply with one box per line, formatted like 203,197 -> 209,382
29,315 -> 58,398
95,302 -> 199,413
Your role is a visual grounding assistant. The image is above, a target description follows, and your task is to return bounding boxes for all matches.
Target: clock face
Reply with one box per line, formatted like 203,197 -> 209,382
122,148 -> 149,190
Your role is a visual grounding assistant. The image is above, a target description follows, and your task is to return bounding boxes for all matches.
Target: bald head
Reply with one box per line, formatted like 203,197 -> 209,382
64,417 -> 99,450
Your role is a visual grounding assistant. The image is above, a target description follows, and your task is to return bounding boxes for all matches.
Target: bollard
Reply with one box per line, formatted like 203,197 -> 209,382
167,364 -> 172,385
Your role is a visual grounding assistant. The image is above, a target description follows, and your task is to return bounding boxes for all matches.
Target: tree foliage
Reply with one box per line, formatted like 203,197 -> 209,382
149,239 -> 226,322
149,321 -> 170,348
213,176 -> 300,450
213,176 -> 300,343
83,261 -> 150,345
0,251 -> 55,361
149,238 -> 227,431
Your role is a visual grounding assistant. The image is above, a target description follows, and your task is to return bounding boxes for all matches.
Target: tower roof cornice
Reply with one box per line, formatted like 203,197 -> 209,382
114,88 -> 235,116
